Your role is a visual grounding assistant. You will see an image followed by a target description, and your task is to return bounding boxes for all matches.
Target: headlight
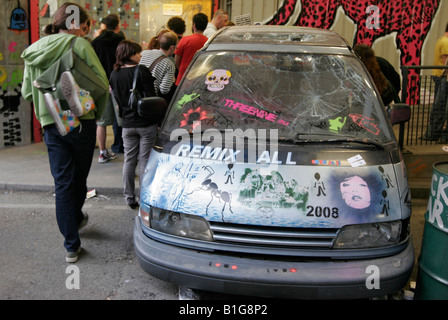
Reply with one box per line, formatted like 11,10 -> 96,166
140,204 -> 213,241
333,221 -> 402,249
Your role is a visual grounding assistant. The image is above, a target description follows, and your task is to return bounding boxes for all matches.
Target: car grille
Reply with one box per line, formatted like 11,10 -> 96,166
209,222 -> 338,249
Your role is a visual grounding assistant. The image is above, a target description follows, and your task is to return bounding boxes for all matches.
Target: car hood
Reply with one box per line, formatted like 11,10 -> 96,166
140,143 -> 410,229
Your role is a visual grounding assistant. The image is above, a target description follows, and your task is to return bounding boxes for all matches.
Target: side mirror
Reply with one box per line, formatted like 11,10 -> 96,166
388,103 -> 411,125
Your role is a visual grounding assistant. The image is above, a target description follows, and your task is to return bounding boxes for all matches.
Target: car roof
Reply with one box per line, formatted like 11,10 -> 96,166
204,25 -> 353,55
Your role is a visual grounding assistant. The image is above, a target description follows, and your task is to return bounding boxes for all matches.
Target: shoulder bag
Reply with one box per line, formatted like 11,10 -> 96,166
128,55 -> 168,120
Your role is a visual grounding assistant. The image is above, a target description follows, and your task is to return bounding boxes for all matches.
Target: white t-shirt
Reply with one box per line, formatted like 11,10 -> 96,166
203,23 -> 217,38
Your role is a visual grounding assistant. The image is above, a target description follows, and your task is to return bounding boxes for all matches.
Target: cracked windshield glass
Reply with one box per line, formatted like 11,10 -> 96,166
164,51 -> 393,143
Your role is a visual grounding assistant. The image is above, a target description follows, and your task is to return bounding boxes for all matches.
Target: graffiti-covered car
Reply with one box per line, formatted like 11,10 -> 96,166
133,26 -> 413,299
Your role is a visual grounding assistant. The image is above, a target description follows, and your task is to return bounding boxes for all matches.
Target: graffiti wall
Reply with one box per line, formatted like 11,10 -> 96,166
37,0 -> 213,45
38,0 -> 141,40
0,0 -> 32,148
230,0 -> 448,99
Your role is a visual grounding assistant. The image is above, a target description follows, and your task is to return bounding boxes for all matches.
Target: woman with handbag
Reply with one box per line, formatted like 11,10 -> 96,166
109,40 -> 158,209
21,2 -> 108,263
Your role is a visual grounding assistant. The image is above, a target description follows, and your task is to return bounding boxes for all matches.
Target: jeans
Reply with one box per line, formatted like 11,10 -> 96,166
122,125 -> 158,204
44,119 -> 97,252
427,76 -> 448,138
111,118 -> 123,153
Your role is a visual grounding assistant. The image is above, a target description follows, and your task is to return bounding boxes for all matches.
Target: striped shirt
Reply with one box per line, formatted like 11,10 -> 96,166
140,49 -> 176,95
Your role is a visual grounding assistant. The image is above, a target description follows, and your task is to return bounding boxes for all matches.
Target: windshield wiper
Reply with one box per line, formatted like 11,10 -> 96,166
279,133 -> 386,149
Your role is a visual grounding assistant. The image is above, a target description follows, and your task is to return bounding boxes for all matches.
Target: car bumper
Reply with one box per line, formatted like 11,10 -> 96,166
134,217 -> 414,299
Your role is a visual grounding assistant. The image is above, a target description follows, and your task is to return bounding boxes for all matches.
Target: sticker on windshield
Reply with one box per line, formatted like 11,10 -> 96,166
328,116 -> 347,133
224,98 -> 290,126
205,69 -> 232,92
349,113 -> 380,135
180,107 -> 208,130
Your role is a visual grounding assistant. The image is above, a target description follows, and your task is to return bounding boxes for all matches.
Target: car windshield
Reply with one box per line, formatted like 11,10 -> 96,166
163,51 -> 394,143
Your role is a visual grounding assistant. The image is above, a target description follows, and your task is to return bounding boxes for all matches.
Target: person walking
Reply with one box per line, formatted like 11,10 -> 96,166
140,31 -> 178,105
174,13 -> 208,86
21,2 -> 108,263
109,40 -> 158,209
92,14 -> 126,161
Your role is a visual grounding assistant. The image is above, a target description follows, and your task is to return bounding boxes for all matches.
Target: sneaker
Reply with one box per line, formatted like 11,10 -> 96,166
98,153 -> 110,163
98,149 -> 117,163
105,150 -> 117,160
60,71 -> 95,117
66,247 -> 81,263
44,93 -> 80,136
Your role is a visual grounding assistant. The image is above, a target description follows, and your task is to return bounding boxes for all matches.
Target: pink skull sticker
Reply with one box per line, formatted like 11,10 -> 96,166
205,69 -> 232,92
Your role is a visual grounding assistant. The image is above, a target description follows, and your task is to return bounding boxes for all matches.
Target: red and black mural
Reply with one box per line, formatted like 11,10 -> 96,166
267,0 -> 442,102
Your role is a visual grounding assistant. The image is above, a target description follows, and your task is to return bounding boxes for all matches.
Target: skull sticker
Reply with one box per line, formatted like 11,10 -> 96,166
205,69 -> 232,92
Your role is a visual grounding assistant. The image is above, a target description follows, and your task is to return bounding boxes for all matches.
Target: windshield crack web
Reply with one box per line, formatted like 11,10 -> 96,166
286,56 -> 376,130
169,52 -> 383,140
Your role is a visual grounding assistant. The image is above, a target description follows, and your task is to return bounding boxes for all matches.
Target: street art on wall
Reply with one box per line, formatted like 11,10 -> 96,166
266,0 -> 441,102
38,0 -> 141,39
8,0 -> 29,31
268,0 -> 440,67
1,0 -> 31,147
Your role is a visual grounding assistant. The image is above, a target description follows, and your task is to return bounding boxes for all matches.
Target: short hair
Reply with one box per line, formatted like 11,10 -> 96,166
213,9 -> 228,19
193,13 -> 208,31
167,16 -> 186,36
114,40 -> 142,70
159,31 -> 178,51
101,14 -> 120,30
148,29 -> 170,50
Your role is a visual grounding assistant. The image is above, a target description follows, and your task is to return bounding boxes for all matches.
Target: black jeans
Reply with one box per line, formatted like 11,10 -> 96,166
44,119 -> 97,252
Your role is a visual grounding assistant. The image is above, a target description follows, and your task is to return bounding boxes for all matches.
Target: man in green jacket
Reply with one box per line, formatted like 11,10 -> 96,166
22,34 -> 108,127
21,2 -> 108,263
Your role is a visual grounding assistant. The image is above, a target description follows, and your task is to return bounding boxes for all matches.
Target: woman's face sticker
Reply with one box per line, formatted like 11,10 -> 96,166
340,175 -> 371,209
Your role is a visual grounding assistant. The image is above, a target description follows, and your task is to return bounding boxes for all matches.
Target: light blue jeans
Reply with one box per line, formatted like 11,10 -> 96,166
122,124 -> 158,204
